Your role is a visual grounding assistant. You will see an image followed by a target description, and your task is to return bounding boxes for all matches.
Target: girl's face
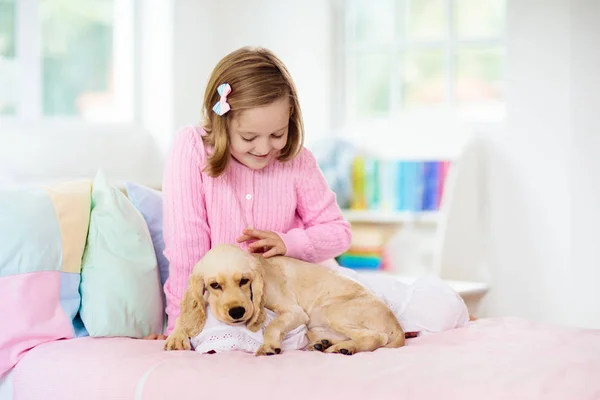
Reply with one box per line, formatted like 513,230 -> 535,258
229,96 -> 290,170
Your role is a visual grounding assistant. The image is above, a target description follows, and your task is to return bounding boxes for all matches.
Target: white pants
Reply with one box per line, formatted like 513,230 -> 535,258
191,265 -> 470,354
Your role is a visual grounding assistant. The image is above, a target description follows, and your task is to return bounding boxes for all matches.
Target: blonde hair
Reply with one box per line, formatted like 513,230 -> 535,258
201,47 -> 305,177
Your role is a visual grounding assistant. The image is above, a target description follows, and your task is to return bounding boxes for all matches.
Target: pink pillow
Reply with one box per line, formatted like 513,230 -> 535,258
0,180 -> 91,377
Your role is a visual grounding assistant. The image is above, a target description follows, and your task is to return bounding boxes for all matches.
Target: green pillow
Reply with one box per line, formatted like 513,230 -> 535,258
80,170 -> 164,338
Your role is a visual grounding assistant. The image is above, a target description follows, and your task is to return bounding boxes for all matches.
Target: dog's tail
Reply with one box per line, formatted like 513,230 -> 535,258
385,325 -> 406,348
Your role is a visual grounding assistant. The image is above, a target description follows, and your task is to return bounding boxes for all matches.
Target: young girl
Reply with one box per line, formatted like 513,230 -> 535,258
148,47 -> 470,351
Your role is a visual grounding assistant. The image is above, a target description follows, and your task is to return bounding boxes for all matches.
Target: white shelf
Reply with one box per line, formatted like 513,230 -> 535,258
342,209 -> 440,224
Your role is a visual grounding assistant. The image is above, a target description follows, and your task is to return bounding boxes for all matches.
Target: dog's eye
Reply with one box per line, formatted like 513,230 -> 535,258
239,278 -> 249,286
210,282 -> 221,290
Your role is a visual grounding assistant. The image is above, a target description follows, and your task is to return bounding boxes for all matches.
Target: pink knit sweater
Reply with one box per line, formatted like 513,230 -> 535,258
161,126 -> 352,333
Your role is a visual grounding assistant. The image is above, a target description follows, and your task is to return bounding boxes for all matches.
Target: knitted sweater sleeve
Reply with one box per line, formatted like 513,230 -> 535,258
161,126 -> 211,335
278,148 -> 352,263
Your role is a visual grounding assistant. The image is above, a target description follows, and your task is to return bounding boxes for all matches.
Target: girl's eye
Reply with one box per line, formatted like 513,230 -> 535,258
242,137 -> 255,142
272,134 -> 284,139
239,278 -> 249,286
210,283 -> 221,290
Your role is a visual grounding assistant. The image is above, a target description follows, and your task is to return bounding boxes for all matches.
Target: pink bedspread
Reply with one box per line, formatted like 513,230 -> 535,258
8,318 -> 600,400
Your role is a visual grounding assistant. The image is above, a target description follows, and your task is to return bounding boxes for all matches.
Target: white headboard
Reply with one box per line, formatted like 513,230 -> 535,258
431,133 -> 490,283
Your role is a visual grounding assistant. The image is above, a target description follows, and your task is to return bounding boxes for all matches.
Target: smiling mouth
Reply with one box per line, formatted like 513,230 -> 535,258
249,153 -> 269,158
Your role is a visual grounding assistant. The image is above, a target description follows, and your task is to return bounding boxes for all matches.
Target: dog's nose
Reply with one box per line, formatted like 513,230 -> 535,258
228,307 -> 245,320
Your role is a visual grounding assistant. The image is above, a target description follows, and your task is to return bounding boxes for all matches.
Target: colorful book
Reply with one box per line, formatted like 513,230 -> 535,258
378,159 -> 396,211
337,254 -> 382,269
350,156 -> 367,210
421,161 -> 440,211
437,161 -> 451,208
364,158 -> 380,210
398,161 -> 423,211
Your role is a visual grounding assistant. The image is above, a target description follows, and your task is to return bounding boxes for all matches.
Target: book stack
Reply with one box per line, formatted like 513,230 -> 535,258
349,157 -> 452,212
336,227 -> 389,271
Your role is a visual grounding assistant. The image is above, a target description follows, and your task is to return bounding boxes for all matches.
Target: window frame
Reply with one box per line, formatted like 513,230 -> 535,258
333,0 -> 507,130
0,0 -> 137,129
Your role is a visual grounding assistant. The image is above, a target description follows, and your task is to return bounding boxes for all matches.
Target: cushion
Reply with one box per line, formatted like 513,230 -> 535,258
0,180 -> 91,377
124,182 -> 168,288
79,171 -> 164,338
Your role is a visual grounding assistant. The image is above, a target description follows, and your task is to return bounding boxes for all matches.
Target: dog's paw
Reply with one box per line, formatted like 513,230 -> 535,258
164,332 -> 191,351
255,342 -> 282,356
325,342 -> 356,356
307,339 -> 333,352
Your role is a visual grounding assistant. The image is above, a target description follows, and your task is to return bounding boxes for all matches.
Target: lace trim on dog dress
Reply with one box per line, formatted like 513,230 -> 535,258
190,308 -> 308,354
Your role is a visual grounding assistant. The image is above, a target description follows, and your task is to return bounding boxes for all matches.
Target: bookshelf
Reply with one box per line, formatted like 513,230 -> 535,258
342,209 -> 439,225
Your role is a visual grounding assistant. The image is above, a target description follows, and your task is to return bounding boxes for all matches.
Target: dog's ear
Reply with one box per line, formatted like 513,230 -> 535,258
247,257 -> 266,332
178,273 -> 206,338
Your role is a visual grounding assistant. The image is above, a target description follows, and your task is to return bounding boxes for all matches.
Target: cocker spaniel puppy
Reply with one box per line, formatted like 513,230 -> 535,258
164,244 -> 405,356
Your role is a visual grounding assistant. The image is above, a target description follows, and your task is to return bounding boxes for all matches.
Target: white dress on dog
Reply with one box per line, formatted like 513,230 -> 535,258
191,308 -> 308,354
190,262 -> 470,354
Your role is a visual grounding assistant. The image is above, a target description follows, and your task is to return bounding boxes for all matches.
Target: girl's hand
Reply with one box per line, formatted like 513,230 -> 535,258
236,228 -> 287,258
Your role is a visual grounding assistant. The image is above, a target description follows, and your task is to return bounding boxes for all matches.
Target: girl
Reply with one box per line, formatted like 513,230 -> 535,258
148,47 -> 470,351
153,46 -> 352,342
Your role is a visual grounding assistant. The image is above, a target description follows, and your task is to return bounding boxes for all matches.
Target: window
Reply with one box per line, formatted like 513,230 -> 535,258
0,0 -> 17,116
340,0 -> 506,124
0,0 -> 134,123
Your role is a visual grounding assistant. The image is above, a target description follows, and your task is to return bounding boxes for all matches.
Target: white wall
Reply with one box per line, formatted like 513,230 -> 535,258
148,0 -> 334,150
139,0 -> 174,155
170,0 -> 334,147
568,0 -> 600,328
480,0 -> 600,329
171,0 -> 218,138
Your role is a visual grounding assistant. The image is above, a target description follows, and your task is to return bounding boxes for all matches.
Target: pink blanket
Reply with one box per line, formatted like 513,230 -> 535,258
8,318 -> 600,400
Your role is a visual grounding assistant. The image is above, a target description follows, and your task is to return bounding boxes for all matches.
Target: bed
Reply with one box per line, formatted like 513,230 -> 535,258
2,317 -> 599,400
2,148 -> 600,399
